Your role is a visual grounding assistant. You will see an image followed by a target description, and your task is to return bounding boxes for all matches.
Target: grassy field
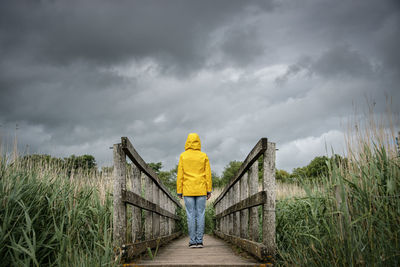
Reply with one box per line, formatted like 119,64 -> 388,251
0,159 -> 117,266
275,113 -> 400,266
1,111 -> 399,266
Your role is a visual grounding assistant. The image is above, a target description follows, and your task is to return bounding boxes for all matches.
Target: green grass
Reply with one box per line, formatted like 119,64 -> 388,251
276,144 -> 400,266
0,159 -> 116,267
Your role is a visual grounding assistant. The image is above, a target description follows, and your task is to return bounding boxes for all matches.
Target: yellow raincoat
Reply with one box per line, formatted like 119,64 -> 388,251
176,133 -> 212,196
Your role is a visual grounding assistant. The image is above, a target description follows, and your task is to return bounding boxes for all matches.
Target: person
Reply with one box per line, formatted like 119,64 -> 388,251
177,133 -> 212,248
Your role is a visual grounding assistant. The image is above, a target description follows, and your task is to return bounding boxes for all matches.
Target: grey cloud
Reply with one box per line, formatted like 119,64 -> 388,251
0,0 -> 274,73
219,27 -> 266,67
313,45 -> 374,78
0,0 -> 399,174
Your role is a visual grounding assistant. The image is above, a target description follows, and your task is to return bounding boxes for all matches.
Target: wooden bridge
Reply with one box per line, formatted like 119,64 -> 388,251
113,137 -> 276,266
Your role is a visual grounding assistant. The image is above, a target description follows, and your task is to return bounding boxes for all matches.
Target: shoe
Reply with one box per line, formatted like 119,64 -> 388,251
189,243 -> 196,248
196,242 -> 204,248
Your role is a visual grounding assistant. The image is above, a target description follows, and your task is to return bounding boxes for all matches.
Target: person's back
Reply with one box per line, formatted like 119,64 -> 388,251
177,133 -> 212,248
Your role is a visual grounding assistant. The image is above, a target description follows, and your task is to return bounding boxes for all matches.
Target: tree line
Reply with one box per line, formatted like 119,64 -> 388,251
20,152 -> 346,189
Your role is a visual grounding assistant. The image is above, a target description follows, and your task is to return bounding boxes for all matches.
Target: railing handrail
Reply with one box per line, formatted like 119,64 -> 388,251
113,137 -> 183,262
121,137 -> 182,208
214,138 -> 268,206
212,137 -> 276,263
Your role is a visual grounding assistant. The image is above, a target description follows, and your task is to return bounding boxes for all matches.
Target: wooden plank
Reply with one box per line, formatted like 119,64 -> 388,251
214,230 -> 270,262
171,202 -> 176,234
215,202 -> 220,232
262,142 -> 276,257
134,234 -> 260,266
122,190 -> 180,220
113,143 -> 127,247
121,137 -> 181,208
145,176 -> 153,240
215,191 -> 266,219
131,164 -> 142,242
160,192 -> 165,236
122,231 -> 182,261
228,190 -> 233,235
240,171 -> 249,239
214,138 -> 268,206
168,199 -> 172,235
233,182 -> 240,237
248,160 -> 259,242
223,197 -> 227,234
152,187 -> 160,237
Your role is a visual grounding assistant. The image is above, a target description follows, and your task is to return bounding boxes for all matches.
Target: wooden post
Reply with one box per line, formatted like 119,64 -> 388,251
215,202 -> 220,232
262,142 -> 276,256
224,196 -> 228,235
171,203 -> 176,233
220,199 -> 224,233
249,160 -> 259,242
165,195 -> 170,236
234,182 -> 240,237
131,164 -> 142,242
160,192 -> 165,236
145,176 -> 153,240
240,172 -> 249,239
113,143 -> 127,247
168,198 -> 175,235
220,198 -> 226,234
228,189 -> 233,235
152,186 -> 160,238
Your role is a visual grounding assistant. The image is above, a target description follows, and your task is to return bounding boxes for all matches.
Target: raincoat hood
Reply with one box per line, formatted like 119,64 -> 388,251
185,133 -> 201,151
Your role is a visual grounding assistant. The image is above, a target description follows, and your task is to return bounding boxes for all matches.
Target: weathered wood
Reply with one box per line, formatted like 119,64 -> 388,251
164,194 -> 169,236
123,231 -> 182,261
113,143 -> 127,247
122,190 -> 179,220
145,176 -> 153,240
215,202 -> 220,231
214,138 -> 268,205
131,164 -> 142,242
168,199 -> 172,235
240,171 -> 249,239
262,142 -> 276,256
171,203 -> 176,233
228,189 -> 233,235
224,197 -> 228,234
121,137 -> 181,208
248,160 -> 259,242
135,234 -> 260,266
160,192 -> 165,236
215,191 -> 266,219
214,230 -> 270,262
234,182 -> 240,237
152,187 -> 160,237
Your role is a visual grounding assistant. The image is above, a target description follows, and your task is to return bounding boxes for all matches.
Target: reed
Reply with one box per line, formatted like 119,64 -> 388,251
276,106 -> 400,266
0,156 -> 116,266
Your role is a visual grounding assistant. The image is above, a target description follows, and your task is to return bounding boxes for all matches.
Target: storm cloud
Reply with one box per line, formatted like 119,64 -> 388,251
1,0 -> 399,173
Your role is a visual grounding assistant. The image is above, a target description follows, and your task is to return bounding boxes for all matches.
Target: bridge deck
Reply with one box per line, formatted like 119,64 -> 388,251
127,234 -> 264,267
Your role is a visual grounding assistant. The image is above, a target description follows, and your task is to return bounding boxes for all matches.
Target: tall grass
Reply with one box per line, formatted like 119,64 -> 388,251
0,157 -> 116,266
276,109 -> 400,266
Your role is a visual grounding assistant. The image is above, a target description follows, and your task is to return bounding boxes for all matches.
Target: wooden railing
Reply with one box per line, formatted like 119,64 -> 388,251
213,138 -> 276,262
113,137 -> 182,260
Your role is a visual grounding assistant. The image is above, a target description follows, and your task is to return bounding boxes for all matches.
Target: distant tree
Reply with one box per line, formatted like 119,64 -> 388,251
64,154 -> 96,170
212,172 -> 224,188
306,156 -> 329,178
148,162 -> 163,175
291,166 -> 308,179
221,161 -> 242,186
148,162 -> 177,194
276,169 -> 291,182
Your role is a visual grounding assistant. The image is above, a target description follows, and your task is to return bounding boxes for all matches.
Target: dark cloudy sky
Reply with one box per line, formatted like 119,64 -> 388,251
1,0 -> 399,174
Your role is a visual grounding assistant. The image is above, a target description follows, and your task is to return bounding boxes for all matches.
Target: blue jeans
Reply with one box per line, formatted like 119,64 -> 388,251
184,196 -> 206,245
